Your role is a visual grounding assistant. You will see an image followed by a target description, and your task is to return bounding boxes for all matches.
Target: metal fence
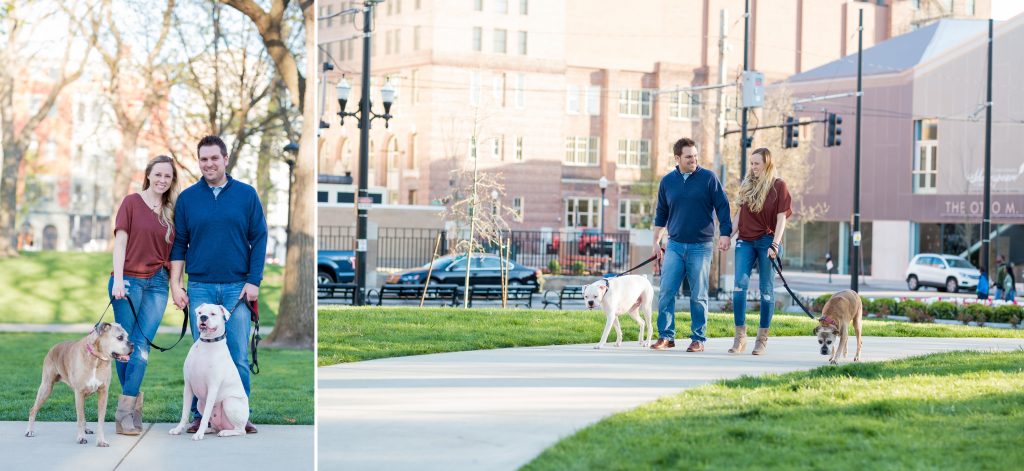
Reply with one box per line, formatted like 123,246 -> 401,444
319,225 -> 633,274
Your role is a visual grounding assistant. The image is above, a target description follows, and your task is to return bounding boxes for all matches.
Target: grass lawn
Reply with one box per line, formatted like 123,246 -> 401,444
0,251 -> 283,326
523,350 -> 1024,470
2,332 -> 312,424
317,306 -> 1024,366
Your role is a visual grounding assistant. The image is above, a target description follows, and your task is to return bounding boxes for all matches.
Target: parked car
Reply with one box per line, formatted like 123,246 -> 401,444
318,250 -> 355,285
386,253 -> 542,291
577,228 -> 614,256
904,253 -> 981,293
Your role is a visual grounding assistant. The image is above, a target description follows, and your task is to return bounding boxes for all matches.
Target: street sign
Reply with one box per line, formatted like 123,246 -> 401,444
357,196 -> 374,209
853,231 -> 862,247
357,239 -> 367,252
826,260 -> 834,271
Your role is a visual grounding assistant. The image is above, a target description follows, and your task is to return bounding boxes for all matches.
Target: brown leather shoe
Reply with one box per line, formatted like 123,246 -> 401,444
186,417 -> 203,434
245,421 -> 258,434
685,341 -> 705,352
650,338 -> 676,350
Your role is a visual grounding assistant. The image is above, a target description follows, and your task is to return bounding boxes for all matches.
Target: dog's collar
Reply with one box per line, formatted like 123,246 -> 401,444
85,343 -> 111,362
820,315 -> 838,328
200,333 -> 227,343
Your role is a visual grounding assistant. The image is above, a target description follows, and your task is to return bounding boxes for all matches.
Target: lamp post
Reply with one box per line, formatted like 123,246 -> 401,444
598,176 -> 608,274
282,142 -> 299,236
335,0 -> 396,306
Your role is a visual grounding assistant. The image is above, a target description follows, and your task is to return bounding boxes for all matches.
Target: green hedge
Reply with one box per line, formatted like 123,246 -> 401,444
813,294 -> 833,313
960,304 -> 993,326
928,301 -> 959,321
874,298 -> 898,317
992,304 -> 1023,326
900,300 -> 933,323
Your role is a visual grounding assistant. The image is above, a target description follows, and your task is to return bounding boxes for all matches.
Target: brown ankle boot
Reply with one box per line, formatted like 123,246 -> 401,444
728,326 -> 747,354
115,395 -> 141,435
752,328 -> 770,355
132,391 -> 144,431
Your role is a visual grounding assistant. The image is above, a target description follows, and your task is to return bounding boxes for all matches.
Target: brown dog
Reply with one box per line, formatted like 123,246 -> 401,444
26,322 -> 134,447
812,290 -> 862,365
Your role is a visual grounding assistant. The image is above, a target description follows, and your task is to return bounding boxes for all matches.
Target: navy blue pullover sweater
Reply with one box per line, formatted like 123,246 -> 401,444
654,166 -> 733,244
171,175 -> 268,286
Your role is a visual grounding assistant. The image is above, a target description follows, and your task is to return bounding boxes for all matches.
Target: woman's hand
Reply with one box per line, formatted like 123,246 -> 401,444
112,279 -> 127,299
768,241 -> 781,259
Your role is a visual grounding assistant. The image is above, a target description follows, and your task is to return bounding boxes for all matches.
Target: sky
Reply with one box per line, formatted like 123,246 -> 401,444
991,0 -> 1024,20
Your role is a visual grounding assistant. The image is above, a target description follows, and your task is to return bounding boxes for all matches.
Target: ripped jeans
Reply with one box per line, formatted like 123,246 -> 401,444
733,234 -> 777,329
108,268 -> 169,396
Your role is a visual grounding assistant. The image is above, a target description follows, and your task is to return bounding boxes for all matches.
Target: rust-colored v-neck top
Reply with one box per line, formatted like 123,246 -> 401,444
114,193 -> 174,278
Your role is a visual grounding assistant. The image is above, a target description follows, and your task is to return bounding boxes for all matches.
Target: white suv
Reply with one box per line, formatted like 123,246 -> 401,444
904,254 -> 981,293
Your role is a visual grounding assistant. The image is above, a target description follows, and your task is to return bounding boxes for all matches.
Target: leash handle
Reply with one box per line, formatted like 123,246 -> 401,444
616,247 -> 665,277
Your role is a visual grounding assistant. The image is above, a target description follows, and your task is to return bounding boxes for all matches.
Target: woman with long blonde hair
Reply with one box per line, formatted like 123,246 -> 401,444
108,155 -> 178,435
729,148 -> 792,355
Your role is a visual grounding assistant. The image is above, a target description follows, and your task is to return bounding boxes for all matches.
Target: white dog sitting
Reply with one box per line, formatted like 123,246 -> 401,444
169,303 -> 249,440
582,274 -> 654,349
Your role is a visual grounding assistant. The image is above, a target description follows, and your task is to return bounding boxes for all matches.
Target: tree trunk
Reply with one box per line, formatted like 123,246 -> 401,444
0,142 -> 23,256
255,127 -> 275,221
263,1 -> 313,348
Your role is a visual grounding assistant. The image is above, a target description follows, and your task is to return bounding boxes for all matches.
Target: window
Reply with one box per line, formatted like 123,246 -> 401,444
387,139 -> 400,170
394,29 -> 401,53
416,0 -> 422,9
494,0 -> 507,14
395,0 -> 402,14
519,0 -> 528,14
472,27 -> 482,51
517,31 -> 527,55
414,26 -> 421,50
411,69 -> 419,103
618,89 -> 653,118
474,0 -> 483,11
968,0 -> 976,15
408,189 -> 417,204
385,30 -> 393,54
669,92 -> 700,120
408,134 -> 418,169
468,136 -> 478,159
326,5 -> 333,27
492,74 -> 504,104
514,73 -> 525,108
348,39 -> 355,58
493,28 -> 507,53
515,136 -> 524,161
617,139 -> 651,167
618,200 -> 652,230
911,0 -> 920,9
491,136 -> 503,160
566,85 -> 580,114
564,136 -> 599,165
470,72 -> 481,105
913,119 -> 938,193
565,198 -> 599,228
513,197 -> 524,220
585,86 -> 601,116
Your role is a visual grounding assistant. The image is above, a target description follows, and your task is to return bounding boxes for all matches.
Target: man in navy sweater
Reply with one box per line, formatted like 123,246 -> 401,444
170,135 -> 267,433
650,138 -> 732,352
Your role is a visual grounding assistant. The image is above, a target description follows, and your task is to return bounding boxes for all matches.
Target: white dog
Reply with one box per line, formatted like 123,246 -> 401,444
169,304 -> 249,440
582,274 -> 654,349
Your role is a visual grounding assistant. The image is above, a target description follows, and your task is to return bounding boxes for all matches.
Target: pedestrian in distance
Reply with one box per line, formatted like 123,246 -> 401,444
1004,261 -> 1017,301
729,148 -> 792,355
650,138 -> 732,353
994,255 -> 1006,300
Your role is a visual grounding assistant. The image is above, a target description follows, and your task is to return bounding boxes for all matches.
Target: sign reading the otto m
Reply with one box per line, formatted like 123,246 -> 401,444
941,199 -> 1020,218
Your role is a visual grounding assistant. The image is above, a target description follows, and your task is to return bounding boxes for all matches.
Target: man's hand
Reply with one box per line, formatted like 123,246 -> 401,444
239,283 -> 259,302
652,242 -> 665,264
717,236 -> 731,252
171,285 -> 189,309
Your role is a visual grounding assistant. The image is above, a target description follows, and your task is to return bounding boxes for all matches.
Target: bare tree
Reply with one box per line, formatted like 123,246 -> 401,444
219,0 -> 313,348
0,1 -> 97,256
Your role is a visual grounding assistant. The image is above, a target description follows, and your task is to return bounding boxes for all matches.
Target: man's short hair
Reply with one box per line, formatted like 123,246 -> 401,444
197,135 -> 228,158
673,138 -> 697,156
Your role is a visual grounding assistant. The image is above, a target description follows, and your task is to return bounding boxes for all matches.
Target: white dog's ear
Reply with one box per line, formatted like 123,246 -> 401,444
221,305 -> 231,321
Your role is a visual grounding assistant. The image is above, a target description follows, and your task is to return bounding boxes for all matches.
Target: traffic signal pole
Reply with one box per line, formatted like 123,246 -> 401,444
851,9 -> 864,292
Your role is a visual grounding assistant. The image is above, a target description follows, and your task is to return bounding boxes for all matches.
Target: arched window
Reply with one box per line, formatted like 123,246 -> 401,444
387,138 -> 400,171
408,133 -> 417,169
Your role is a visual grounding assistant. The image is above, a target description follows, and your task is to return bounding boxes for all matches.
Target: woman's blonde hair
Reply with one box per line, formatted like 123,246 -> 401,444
142,155 -> 179,243
739,148 -> 777,214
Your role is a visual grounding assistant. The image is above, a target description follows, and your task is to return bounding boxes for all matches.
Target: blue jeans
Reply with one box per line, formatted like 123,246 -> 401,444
187,281 -> 252,418
658,240 -> 713,343
108,268 -> 169,397
733,235 -> 777,329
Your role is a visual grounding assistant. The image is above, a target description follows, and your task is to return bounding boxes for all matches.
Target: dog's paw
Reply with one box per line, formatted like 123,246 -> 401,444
854,356 -> 861,362
191,432 -> 205,441
169,426 -> 183,435
25,430 -> 35,438
84,427 -> 94,434
615,341 -> 622,347
829,359 -> 838,365
593,344 -> 603,350
77,437 -> 88,445
97,440 -> 110,448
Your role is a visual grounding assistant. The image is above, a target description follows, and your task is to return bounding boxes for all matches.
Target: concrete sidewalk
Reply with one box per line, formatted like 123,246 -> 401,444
2,421 -> 312,470
319,336 -> 1024,470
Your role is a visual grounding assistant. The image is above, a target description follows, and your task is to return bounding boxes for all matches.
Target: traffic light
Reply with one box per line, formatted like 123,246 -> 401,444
784,116 -> 799,148
826,113 -> 843,147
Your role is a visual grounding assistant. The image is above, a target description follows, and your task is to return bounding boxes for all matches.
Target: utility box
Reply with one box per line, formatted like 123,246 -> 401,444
741,71 -> 765,108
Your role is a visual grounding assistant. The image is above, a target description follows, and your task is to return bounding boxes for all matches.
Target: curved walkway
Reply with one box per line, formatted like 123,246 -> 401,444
318,336 -> 1024,470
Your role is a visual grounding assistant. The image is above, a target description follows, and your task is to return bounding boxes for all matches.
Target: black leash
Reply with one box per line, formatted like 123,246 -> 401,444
613,248 -> 665,278
228,298 -> 261,375
770,256 -> 817,320
96,297 -> 189,352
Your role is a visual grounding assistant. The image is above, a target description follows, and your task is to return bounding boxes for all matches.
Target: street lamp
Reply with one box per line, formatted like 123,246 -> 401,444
598,176 -> 609,274
282,142 -> 299,235
334,0 -> 397,306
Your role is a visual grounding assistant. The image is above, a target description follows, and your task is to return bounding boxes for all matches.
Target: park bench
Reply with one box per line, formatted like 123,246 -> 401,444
318,283 -> 358,304
541,285 -> 585,310
463,284 -> 536,308
367,283 -> 460,306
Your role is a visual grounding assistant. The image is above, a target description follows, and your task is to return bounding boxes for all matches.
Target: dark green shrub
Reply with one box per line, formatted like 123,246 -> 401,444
874,298 -> 897,318
861,297 -> 875,315
813,294 -> 833,313
960,303 -> 992,326
569,261 -> 586,275
992,304 -> 1023,325
547,259 -> 562,275
928,301 -> 958,320
900,300 -> 933,323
